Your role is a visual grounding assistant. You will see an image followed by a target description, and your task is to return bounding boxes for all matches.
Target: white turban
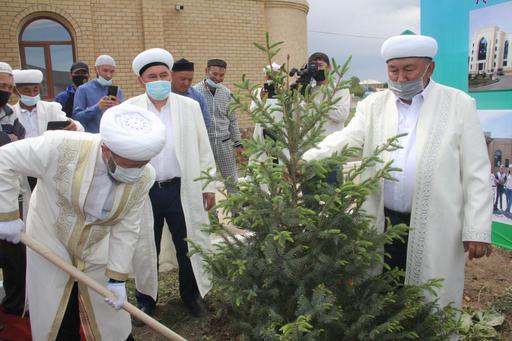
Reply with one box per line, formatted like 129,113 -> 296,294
13,69 -> 43,84
100,104 -> 166,161
95,55 -> 116,67
262,62 -> 281,73
132,48 -> 174,76
0,62 -> 13,75
381,33 -> 438,62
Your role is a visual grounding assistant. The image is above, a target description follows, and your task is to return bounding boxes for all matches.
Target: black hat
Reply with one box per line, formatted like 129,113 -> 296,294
70,62 -> 89,73
207,59 -> 227,68
172,58 -> 194,72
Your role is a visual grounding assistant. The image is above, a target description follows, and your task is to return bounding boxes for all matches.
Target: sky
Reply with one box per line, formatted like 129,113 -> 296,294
307,0 -> 421,82
469,1 -> 512,37
479,110 -> 512,138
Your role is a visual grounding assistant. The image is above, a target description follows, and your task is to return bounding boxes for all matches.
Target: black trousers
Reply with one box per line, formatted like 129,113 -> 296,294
136,179 -> 200,308
495,185 -> 504,210
56,283 -> 135,341
0,240 -> 26,315
384,208 -> 411,276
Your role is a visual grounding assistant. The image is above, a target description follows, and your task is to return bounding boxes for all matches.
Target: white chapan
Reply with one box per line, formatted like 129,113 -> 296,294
0,62 -> 13,75
13,69 -> 43,84
100,104 -> 166,161
132,48 -> 174,75
381,34 -> 438,62
95,54 -> 116,67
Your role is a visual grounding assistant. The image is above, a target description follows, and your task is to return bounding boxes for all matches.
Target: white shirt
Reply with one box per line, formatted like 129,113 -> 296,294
18,106 -> 39,138
84,153 -> 116,223
383,81 -> 432,213
147,97 -> 182,181
505,172 -> 512,190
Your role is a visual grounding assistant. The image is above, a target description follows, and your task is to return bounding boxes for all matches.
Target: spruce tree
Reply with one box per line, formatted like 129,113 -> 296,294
197,35 -> 460,340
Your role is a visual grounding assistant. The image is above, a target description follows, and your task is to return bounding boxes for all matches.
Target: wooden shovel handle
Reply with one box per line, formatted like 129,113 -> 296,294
21,232 -> 187,341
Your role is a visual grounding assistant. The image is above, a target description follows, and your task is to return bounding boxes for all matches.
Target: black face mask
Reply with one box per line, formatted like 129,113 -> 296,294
0,90 -> 11,107
313,69 -> 326,82
72,75 -> 88,87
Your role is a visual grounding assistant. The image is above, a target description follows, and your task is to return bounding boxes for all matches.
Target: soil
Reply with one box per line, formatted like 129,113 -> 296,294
463,246 -> 512,340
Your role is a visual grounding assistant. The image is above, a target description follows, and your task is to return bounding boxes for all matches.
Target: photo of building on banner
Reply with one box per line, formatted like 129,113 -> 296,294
479,110 -> 512,249
469,0 -> 512,91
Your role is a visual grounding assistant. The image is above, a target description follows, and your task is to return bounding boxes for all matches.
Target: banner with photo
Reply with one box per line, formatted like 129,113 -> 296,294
478,109 -> 512,249
469,1 -> 512,92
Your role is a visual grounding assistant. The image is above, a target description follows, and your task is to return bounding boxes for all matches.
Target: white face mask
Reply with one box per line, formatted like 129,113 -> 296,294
107,157 -> 144,183
97,75 -> 113,87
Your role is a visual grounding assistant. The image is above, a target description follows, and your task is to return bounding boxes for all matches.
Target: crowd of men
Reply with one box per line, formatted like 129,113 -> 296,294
0,31 -> 494,340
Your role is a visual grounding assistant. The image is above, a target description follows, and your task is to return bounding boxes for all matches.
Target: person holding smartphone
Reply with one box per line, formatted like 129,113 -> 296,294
72,55 -> 125,133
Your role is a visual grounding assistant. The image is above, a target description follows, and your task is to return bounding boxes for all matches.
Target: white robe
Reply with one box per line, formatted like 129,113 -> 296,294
0,131 -> 155,341
124,93 -> 217,297
303,80 -> 492,308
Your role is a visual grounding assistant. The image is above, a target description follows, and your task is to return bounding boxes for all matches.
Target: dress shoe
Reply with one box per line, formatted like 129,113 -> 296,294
185,298 -> 208,318
131,305 -> 154,327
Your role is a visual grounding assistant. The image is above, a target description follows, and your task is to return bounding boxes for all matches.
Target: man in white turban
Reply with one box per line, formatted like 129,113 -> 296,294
303,31 -> 492,310
125,47 -> 216,322
0,104 -> 165,340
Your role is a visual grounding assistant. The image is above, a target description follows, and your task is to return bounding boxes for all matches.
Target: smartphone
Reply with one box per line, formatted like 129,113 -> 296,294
107,85 -> 118,98
47,121 -> 70,130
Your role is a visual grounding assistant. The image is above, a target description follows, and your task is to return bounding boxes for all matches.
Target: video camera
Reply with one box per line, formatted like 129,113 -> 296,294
289,62 -> 319,86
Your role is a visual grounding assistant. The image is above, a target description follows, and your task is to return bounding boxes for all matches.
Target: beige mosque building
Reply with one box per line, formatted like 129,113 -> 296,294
469,26 -> 512,76
0,0 -> 309,128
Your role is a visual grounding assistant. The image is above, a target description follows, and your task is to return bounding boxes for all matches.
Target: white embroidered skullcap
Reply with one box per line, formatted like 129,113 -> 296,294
0,62 -> 13,75
13,69 -> 43,85
95,55 -> 116,67
381,31 -> 438,62
262,62 -> 281,73
132,48 -> 174,76
100,104 -> 166,161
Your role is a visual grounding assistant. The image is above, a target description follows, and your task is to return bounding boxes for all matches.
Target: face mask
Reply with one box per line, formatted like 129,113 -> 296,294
388,63 -> 431,100
145,80 -> 171,101
20,94 -> 40,107
72,75 -> 88,87
97,75 -> 112,87
0,90 -> 11,107
107,157 -> 144,183
206,78 -> 220,89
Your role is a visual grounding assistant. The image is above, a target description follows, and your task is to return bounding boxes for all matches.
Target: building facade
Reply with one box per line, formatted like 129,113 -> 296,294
469,26 -> 512,76
0,0 -> 309,128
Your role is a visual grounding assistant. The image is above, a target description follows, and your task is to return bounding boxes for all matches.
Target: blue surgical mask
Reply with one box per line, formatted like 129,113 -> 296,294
206,78 -> 220,89
20,94 -> 40,107
145,80 -> 171,100
107,157 -> 144,183
97,76 -> 112,87
388,63 -> 431,100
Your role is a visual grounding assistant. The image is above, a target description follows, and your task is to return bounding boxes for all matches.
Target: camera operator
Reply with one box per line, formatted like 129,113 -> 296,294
307,52 -> 351,137
251,63 -> 284,163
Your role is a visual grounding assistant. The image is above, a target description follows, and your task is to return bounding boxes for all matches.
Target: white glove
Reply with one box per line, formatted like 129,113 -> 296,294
0,218 -> 24,244
104,282 -> 126,310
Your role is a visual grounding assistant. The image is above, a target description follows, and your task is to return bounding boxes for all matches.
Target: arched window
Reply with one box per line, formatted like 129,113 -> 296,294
504,41 -> 509,66
478,37 -> 487,61
494,149 -> 502,167
19,18 -> 75,99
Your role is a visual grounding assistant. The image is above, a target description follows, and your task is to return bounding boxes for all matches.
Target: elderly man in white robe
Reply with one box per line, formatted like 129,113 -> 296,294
0,104 -> 166,340
125,48 -> 216,321
303,32 -> 492,310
